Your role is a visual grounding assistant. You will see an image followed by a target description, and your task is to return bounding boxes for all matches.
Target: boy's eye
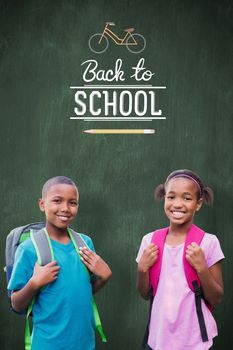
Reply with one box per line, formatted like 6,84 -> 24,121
52,199 -> 61,203
70,201 -> 78,206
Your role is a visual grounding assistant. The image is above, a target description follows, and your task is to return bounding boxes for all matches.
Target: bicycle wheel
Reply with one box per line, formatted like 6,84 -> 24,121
88,33 -> 109,54
126,33 -> 146,54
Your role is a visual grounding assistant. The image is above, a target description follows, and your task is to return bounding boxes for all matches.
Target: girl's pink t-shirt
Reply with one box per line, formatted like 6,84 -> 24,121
136,232 -> 224,350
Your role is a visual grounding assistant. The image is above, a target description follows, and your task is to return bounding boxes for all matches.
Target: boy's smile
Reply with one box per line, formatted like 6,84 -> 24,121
164,177 -> 202,228
39,184 -> 79,235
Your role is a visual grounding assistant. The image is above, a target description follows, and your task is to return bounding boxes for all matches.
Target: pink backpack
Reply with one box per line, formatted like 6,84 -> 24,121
142,224 -> 211,348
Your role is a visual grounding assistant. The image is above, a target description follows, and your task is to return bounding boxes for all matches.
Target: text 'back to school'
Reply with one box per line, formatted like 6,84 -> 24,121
71,58 -> 166,120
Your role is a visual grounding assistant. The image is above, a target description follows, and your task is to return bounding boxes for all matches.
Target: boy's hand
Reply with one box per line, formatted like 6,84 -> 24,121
186,243 -> 208,274
138,243 -> 159,273
79,247 -> 112,281
30,261 -> 60,290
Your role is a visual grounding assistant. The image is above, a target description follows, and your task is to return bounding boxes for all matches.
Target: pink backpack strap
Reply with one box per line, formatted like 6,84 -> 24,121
184,224 -> 212,342
149,227 -> 169,296
183,224 -> 205,291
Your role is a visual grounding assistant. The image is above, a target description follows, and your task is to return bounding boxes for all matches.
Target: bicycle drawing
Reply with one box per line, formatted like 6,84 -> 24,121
88,22 -> 146,54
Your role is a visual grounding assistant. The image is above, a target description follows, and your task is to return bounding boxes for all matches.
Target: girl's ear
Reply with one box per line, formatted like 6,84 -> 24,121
38,198 -> 45,212
196,198 -> 203,211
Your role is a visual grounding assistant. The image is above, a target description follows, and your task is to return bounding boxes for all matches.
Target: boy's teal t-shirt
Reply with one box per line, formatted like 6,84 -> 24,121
8,234 -> 96,350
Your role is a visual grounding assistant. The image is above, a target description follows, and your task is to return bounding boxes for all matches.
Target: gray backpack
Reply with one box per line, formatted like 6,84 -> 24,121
5,222 -> 106,349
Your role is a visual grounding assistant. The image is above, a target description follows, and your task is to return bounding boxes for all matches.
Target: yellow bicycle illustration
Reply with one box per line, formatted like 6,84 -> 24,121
88,22 -> 146,54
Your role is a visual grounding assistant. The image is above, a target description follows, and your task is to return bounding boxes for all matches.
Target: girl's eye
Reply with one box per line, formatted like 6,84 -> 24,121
184,197 -> 192,201
167,195 -> 174,199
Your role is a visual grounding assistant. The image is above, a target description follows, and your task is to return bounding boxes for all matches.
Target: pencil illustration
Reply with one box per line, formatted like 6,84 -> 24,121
83,129 -> 155,134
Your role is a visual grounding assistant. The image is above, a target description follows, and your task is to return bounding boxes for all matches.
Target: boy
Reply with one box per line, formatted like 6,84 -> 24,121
8,176 -> 112,350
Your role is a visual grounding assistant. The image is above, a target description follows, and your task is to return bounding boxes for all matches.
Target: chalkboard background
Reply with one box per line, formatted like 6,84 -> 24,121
0,0 -> 232,349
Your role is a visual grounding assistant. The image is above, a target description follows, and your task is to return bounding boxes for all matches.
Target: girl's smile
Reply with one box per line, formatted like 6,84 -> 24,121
170,210 -> 186,219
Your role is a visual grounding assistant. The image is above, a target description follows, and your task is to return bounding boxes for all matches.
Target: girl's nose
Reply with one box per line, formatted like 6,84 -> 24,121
173,198 -> 183,208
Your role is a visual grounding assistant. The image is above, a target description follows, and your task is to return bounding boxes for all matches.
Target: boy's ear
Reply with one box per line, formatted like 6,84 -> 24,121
38,198 -> 45,212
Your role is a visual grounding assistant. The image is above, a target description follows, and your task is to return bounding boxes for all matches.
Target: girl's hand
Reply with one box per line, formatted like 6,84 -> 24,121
79,247 -> 112,281
138,243 -> 159,273
186,242 -> 208,274
31,261 -> 60,289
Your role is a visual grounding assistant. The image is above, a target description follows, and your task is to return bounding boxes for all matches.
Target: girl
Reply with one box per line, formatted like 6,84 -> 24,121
136,169 -> 224,350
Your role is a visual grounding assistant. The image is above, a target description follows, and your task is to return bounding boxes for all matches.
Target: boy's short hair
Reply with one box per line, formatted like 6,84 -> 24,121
42,176 -> 78,197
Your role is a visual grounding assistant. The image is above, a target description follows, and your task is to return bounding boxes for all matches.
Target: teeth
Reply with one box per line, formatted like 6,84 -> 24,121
172,211 -> 185,218
58,216 -> 69,221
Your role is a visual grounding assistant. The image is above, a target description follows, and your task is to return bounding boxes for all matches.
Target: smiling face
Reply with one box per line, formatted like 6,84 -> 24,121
39,183 -> 79,233
164,177 -> 202,229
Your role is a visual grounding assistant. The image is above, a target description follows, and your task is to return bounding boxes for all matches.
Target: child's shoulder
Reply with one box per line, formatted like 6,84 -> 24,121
201,232 -> 221,246
201,232 -> 225,266
18,238 -> 36,255
140,231 -> 155,246
13,238 -> 37,268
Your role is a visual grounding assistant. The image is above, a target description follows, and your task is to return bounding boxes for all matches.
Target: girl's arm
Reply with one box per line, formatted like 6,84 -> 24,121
136,243 -> 158,300
79,247 -> 112,293
186,243 -> 224,306
197,261 -> 224,306
137,268 -> 150,300
11,261 -> 60,312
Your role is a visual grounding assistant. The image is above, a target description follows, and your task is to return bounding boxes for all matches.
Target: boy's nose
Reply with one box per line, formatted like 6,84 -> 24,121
61,203 -> 69,212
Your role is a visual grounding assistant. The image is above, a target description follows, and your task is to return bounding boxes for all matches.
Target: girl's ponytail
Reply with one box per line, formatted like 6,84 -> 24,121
202,186 -> 214,205
154,184 -> 166,200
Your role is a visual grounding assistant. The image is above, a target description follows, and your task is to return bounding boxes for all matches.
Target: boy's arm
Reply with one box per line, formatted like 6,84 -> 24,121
79,247 -> 112,294
11,261 -> 60,312
11,279 -> 40,312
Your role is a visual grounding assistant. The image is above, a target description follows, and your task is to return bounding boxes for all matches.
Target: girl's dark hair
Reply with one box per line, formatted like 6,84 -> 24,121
154,169 -> 214,205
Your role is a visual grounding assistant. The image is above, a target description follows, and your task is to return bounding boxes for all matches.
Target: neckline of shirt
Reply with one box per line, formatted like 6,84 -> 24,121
165,242 -> 185,249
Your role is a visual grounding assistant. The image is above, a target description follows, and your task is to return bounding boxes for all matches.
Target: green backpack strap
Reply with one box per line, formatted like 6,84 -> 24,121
68,228 -> 107,342
24,229 -> 54,350
25,298 -> 35,350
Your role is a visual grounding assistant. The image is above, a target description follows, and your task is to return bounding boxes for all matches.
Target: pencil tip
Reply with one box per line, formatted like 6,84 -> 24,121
83,130 -> 92,134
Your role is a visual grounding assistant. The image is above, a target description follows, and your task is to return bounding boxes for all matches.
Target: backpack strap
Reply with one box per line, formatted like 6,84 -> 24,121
183,224 -> 204,291
149,227 -> 169,295
142,228 -> 168,349
183,224 -> 209,342
68,228 -> 89,251
24,228 -> 54,350
30,228 -> 54,265
67,228 -> 107,343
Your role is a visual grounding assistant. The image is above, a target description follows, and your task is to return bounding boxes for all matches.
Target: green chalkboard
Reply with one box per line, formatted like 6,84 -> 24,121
0,1 -> 232,349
